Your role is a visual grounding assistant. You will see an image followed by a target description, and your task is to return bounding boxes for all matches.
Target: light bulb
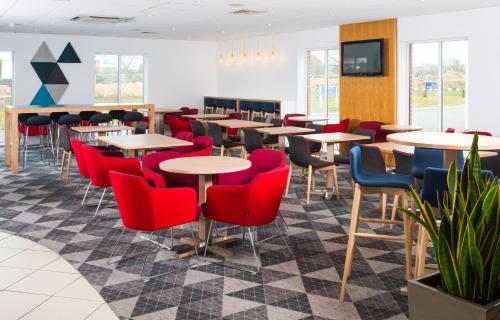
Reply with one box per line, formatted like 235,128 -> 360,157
242,52 -> 248,62
271,49 -> 276,60
230,52 -> 235,63
256,50 -> 261,61
218,53 -> 223,63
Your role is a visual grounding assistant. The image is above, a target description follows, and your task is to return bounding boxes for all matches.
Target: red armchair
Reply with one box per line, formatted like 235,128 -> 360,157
227,112 -> 242,136
217,149 -> 286,185
81,145 -> 141,216
175,136 -> 213,157
283,113 -> 306,127
174,131 -> 193,141
166,115 -> 191,137
323,119 -> 350,133
108,170 -> 199,280
445,128 -> 455,133
359,121 -> 385,142
203,166 -> 292,270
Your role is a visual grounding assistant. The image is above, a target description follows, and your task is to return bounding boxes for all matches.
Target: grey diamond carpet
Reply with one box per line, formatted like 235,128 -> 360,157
0,149 -> 411,319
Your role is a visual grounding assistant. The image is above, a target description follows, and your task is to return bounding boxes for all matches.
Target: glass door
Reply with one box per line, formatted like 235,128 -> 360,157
0,52 -> 13,146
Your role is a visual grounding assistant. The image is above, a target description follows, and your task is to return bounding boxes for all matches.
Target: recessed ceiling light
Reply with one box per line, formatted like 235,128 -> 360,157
228,3 -> 245,7
8,22 -> 15,28
171,26 -> 175,31
267,23 -> 272,27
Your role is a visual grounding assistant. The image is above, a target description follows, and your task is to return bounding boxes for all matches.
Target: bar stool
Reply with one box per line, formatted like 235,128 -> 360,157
79,111 -> 98,126
122,111 -> 144,134
18,113 -> 38,154
339,146 -> 415,303
109,110 -> 127,125
89,113 -> 112,125
21,115 -> 54,170
263,102 -> 276,118
56,114 -> 82,165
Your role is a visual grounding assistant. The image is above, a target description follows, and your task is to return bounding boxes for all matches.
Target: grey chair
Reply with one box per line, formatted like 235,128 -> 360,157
191,120 -> 205,138
307,124 -> 324,155
393,150 -> 414,176
59,127 -> 74,183
335,129 -> 376,164
253,116 -> 266,123
207,122 -> 244,157
242,128 -> 264,155
263,118 -> 283,147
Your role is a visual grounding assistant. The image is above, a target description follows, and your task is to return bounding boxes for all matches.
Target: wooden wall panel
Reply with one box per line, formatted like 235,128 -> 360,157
339,19 -> 397,125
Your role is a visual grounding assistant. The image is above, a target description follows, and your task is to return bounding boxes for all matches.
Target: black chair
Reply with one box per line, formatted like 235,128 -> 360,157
19,113 -> 39,124
89,113 -> 112,125
122,111 -> 144,122
393,150 -> 414,176
335,128 -> 376,164
55,114 -> 82,165
263,118 -> 283,147
307,124 -> 324,156
79,111 -> 98,123
59,127 -> 74,183
242,128 -> 264,155
285,135 -> 339,203
253,116 -> 266,123
109,110 -> 127,123
50,112 -> 69,123
207,122 -> 244,157
22,115 -> 54,170
480,150 -> 500,177
191,120 -> 205,138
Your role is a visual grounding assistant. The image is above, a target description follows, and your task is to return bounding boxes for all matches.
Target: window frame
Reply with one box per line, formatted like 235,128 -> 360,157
407,38 -> 468,131
94,53 -> 147,104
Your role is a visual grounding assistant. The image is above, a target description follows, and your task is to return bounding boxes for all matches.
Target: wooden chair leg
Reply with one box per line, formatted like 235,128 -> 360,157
285,164 -> 293,196
415,222 -> 428,278
401,193 -> 413,281
306,165 -> 313,204
339,183 -> 362,303
60,151 -> 66,179
65,152 -> 72,183
390,195 -> 399,229
220,146 -> 224,157
381,193 -> 387,226
333,165 -> 340,200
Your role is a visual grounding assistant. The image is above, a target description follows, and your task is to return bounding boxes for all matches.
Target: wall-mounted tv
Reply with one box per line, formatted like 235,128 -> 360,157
341,39 -> 384,76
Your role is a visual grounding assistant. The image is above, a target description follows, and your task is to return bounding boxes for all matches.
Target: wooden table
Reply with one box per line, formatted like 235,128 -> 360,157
4,103 -> 155,173
208,119 -> 273,139
381,124 -> 423,132
182,114 -> 228,121
387,132 -> 500,167
159,156 -> 251,258
98,133 -> 191,157
256,126 -> 316,150
371,142 -> 497,159
155,108 -> 181,135
71,125 -> 134,135
288,116 -> 328,127
302,133 -> 371,190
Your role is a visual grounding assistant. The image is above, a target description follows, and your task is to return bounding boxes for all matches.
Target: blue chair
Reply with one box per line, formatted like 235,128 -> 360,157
414,167 -> 494,276
262,102 -> 276,117
412,147 -> 464,189
251,102 -> 263,119
204,98 -> 214,114
239,101 -> 252,120
224,100 -> 237,114
339,146 -> 415,303
214,99 -> 225,114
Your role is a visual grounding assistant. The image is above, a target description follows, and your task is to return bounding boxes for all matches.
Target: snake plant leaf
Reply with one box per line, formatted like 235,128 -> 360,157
467,217 -> 485,300
487,235 -> 500,301
438,217 -> 462,296
459,224 -> 471,298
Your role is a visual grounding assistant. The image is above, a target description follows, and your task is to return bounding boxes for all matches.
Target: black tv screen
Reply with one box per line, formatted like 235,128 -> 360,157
341,39 -> 384,76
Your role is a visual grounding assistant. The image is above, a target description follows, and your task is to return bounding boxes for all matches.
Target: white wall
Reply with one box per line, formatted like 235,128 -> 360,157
215,27 -> 339,115
0,32 -> 217,109
398,6 -> 500,134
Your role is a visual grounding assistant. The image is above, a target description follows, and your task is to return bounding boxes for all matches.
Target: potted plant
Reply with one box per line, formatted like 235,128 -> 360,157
401,134 -> 500,320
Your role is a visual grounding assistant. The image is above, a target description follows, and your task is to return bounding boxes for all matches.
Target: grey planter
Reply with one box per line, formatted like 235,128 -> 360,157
408,272 -> 500,320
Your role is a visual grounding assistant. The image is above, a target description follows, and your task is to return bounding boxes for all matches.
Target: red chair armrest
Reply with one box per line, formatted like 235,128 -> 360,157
143,167 -> 166,188
205,185 -> 249,223
105,158 -> 141,176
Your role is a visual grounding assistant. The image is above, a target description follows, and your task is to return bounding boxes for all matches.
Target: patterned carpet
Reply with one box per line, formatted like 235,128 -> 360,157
0,149 -> 411,320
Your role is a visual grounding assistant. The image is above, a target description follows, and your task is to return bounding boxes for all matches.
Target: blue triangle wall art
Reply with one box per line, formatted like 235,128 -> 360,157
57,42 -> 81,63
31,85 -> 55,106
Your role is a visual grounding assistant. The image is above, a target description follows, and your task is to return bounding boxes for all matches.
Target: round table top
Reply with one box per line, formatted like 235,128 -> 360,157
387,132 -> 500,151
381,124 -> 423,132
159,156 -> 251,175
288,116 -> 328,122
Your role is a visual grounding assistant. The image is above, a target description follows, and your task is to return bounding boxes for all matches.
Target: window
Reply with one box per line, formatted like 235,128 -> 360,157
409,40 -> 467,132
95,54 -> 145,103
307,49 -> 340,122
0,51 -> 13,145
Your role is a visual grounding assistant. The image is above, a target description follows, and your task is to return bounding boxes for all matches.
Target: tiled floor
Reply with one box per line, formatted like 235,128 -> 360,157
0,231 -> 118,320
0,149 -> 414,319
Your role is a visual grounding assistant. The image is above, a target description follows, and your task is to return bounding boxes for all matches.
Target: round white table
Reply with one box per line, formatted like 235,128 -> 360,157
288,116 -> 328,126
160,156 -> 251,258
381,124 -> 423,132
387,132 -> 500,167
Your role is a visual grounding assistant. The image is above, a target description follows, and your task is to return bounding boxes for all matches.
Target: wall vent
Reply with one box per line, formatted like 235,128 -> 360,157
69,15 -> 134,24
229,9 -> 268,16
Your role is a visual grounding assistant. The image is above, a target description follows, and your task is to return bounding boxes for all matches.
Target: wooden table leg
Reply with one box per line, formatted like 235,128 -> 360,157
11,112 -> 19,174
148,105 -> 156,133
4,109 -> 11,166
326,143 -> 334,188
158,113 -> 165,135
278,136 -> 286,150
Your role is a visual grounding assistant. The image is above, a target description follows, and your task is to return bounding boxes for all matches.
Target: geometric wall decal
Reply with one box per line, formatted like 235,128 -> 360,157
31,41 -> 56,63
30,62 -> 57,83
57,42 -> 81,63
45,84 -> 69,103
30,42 -> 81,105
31,85 -> 55,106
45,64 -> 68,85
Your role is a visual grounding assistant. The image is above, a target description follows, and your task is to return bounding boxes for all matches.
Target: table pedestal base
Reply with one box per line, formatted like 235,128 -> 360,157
177,236 -> 236,259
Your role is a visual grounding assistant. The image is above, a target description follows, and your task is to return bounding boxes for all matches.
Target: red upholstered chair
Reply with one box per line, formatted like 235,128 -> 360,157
359,121 -> 385,142
108,170 -> 199,280
227,112 -> 242,137
217,149 -> 286,185
174,131 -> 193,141
283,113 -> 306,127
81,145 -> 141,216
203,166 -> 292,270
176,136 -> 213,157
323,118 -> 350,133
445,128 -> 455,133
166,115 -> 191,137
462,130 -> 492,136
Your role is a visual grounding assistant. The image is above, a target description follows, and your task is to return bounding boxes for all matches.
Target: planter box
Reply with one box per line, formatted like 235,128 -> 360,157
408,272 -> 500,320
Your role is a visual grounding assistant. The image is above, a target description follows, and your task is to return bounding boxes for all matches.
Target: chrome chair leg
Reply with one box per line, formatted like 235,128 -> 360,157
203,220 -> 214,257
278,212 -> 289,231
107,227 -> 125,264
94,188 -> 107,216
247,227 -> 260,272
274,221 -> 293,256
81,181 -> 92,206
140,231 -> 155,280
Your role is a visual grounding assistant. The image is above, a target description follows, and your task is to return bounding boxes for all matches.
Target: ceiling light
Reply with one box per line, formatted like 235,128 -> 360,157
242,51 -> 247,62
230,52 -> 235,63
218,53 -> 224,63
8,22 -> 15,28
229,9 -> 268,16
228,3 -> 246,7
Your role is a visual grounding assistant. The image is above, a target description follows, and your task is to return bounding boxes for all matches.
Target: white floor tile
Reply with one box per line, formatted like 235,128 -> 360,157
0,266 -> 35,290
0,236 -> 36,250
7,270 -> 81,295
21,296 -> 102,320
56,277 -> 104,302
0,291 -> 49,320
0,249 -> 59,269
28,243 -> 52,252
0,231 -> 12,241
41,257 -> 79,273
0,247 -> 22,263
85,304 -> 119,320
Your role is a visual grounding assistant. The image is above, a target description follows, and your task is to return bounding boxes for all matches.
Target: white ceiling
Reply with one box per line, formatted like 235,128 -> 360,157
0,0 -> 499,41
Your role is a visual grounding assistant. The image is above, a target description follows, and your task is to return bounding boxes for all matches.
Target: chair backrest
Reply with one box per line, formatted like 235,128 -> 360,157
78,111 -> 98,121
174,131 -> 193,141
59,127 -> 72,152
142,151 -> 181,175
253,116 -> 266,123
359,121 -> 384,142
58,114 -> 82,126
191,120 -> 205,138
412,147 -> 464,179
243,128 -> 263,154
167,115 -> 191,137
89,113 -> 112,124
180,107 -> 190,112
283,113 -> 306,127
50,112 -> 69,122
287,135 -> 312,167
183,136 -> 214,157
18,113 -> 38,123
122,111 -> 144,122
188,108 -> 199,115
352,129 -> 376,144
228,112 -> 242,120
109,171 -> 197,231
81,145 -> 140,187
359,145 -> 386,174
350,146 -> 365,184
207,122 -> 224,147
393,150 -> 414,176
307,124 -> 324,133
421,167 -> 494,208
109,110 -> 126,120
270,118 -> 283,127
70,139 -> 89,178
